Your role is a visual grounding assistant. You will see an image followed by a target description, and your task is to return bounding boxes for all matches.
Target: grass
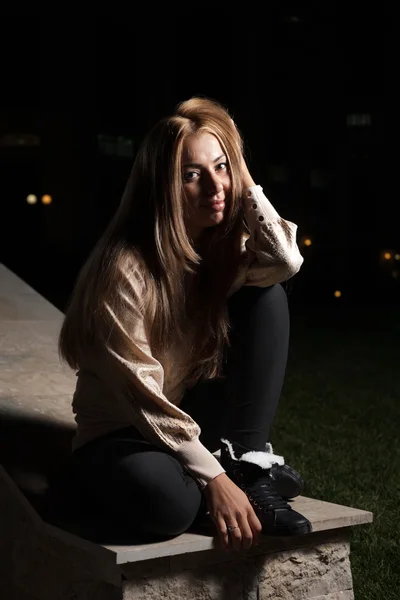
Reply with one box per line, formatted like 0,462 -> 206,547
272,304 -> 400,600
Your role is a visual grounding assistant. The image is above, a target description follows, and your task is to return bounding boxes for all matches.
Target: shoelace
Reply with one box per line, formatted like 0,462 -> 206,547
246,475 -> 289,511
222,449 -> 291,512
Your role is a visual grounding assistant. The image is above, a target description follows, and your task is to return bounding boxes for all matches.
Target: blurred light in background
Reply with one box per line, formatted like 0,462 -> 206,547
334,290 -> 342,298
41,194 -> 52,205
304,238 -> 312,247
26,194 -> 37,205
383,252 -> 392,261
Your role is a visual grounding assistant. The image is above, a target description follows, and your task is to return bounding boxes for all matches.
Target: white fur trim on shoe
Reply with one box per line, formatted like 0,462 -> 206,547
221,439 -> 284,470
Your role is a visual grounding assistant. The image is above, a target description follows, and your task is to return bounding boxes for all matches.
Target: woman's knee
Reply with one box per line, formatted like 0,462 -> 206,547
229,283 -> 289,328
248,282 -> 288,307
108,450 -> 203,538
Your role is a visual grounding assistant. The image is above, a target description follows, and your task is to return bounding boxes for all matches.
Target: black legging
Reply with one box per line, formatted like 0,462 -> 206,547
70,284 -> 290,542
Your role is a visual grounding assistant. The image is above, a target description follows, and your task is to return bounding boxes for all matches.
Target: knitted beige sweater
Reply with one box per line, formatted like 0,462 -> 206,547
71,185 -> 304,489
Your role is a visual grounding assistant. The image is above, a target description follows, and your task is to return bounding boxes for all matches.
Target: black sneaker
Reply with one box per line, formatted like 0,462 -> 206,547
270,463 -> 304,500
220,440 -> 312,536
217,440 -> 305,499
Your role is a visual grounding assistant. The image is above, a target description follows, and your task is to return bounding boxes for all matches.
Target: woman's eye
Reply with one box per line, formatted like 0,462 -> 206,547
183,171 -> 199,182
216,162 -> 227,171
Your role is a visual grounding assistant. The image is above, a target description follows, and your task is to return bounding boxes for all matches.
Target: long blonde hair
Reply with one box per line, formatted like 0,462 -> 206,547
58,96 -> 247,385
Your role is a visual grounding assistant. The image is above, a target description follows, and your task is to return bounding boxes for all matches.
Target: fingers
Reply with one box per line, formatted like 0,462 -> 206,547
228,522 -> 243,552
214,511 -> 261,552
204,476 -> 262,552
236,512 -> 254,550
247,509 -> 263,546
215,515 -> 230,551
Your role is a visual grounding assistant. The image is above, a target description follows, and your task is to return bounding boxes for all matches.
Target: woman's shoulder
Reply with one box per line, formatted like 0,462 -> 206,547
118,250 -> 144,281
105,250 -> 147,315
118,249 -> 146,288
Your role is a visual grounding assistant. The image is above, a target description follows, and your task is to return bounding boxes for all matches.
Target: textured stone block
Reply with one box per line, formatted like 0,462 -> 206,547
257,539 -> 353,599
121,538 -> 354,600
122,557 -> 258,600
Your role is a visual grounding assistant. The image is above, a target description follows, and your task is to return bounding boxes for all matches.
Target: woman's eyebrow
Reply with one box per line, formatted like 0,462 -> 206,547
183,154 -> 226,168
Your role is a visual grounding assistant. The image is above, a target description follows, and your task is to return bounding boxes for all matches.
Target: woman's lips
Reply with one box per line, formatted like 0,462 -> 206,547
203,200 -> 225,212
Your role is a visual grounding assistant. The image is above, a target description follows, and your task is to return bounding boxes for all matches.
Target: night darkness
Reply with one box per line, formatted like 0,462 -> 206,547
0,9 -> 392,311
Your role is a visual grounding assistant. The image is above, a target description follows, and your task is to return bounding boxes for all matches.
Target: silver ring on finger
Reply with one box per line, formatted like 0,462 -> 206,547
226,524 -> 240,533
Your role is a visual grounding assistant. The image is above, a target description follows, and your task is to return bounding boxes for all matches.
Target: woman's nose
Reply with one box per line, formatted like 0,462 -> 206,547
205,173 -> 223,195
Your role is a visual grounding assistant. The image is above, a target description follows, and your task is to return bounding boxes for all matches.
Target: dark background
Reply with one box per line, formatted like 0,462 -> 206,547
0,8 -> 392,310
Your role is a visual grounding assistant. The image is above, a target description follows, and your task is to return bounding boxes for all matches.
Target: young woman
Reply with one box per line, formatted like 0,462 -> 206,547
58,96 -> 311,552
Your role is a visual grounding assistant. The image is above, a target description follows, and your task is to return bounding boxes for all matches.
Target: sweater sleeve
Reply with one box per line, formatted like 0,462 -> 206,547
238,185 -> 304,288
101,264 -> 225,490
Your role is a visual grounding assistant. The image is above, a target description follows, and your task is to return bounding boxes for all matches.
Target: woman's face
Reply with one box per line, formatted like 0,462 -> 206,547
181,132 -> 231,242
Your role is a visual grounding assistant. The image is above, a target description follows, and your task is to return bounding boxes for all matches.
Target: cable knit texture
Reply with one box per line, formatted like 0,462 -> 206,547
71,186 -> 303,489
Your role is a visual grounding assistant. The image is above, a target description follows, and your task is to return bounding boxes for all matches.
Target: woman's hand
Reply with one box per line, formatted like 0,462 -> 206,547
240,156 -> 256,191
229,118 -> 256,191
203,473 -> 262,551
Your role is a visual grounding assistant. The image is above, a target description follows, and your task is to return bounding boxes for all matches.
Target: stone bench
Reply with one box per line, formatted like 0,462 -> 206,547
0,263 -> 373,599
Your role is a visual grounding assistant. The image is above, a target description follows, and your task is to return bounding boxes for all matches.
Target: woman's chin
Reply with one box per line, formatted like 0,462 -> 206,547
204,212 -> 225,228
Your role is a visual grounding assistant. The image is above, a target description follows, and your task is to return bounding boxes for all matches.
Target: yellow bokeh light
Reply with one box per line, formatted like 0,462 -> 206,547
334,290 -> 342,298
395,254 -> 400,261
41,194 -> 52,205
383,252 -> 392,260
304,238 -> 312,246
26,194 -> 37,205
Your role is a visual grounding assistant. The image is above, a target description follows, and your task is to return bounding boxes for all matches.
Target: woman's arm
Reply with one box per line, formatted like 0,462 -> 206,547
101,263 -> 225,490
238,157 -> 304,288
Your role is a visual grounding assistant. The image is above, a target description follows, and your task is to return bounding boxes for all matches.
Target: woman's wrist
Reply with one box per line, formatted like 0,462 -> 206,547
241,157 -> 256,190
203,472 -> 228,495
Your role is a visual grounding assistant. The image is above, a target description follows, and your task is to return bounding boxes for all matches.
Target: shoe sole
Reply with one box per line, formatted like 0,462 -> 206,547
270,464 -> 304,500
264,522 -> 312,536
